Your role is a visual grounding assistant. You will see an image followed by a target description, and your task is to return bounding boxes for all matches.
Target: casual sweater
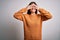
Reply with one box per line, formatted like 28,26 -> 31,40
13,8 -> 52,40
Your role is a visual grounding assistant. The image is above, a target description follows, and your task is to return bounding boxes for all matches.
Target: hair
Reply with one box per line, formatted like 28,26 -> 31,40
27,2 -> 38,15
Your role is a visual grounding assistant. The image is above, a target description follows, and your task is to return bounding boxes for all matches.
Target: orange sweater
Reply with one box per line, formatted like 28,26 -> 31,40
13,8 -> 52,40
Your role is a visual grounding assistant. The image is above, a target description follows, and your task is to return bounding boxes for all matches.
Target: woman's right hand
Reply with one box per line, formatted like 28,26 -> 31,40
26,5 -> 31,10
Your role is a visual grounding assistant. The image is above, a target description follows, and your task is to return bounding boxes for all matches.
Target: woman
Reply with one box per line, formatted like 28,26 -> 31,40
13,2 -> 52,40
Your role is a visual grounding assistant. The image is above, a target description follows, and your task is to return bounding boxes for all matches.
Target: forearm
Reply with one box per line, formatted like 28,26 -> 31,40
13,8 -> 27,20
39,8 -> 52,19
19,8 -> 27,13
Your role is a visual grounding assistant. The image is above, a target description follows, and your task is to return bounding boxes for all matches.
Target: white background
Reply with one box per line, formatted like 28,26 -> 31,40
0,0 -> 60,40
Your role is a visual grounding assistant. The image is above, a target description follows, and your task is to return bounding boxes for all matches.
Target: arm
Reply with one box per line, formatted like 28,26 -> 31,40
39,8 -> 52,21
13,8 -> 27,21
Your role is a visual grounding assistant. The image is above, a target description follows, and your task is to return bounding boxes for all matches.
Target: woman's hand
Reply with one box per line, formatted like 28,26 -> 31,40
26,5 -> 31,10
36,6 -> 40,11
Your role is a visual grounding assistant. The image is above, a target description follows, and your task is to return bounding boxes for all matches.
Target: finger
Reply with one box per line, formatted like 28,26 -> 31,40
27,5 -> 31,10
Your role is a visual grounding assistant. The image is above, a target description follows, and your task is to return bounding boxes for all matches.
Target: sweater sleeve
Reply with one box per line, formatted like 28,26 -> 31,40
13,8 -> 27,21
39,8 -> 52,21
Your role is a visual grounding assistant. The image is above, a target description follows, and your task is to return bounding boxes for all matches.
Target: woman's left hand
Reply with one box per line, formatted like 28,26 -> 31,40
36,6 -> 40,11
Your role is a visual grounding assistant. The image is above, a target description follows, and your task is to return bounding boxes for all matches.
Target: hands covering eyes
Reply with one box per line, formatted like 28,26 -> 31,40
26,4 -> 40,11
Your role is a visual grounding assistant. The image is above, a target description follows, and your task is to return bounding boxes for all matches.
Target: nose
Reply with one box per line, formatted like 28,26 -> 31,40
32,7 -> 36,9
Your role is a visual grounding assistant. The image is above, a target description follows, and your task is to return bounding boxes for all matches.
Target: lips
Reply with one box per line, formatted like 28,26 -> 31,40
31,9 -> 36,13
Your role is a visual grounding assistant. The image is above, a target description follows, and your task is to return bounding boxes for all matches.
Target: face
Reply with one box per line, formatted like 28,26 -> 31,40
30,3 -> 37,13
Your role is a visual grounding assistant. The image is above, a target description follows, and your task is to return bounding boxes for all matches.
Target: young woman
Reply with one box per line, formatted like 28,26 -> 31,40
13,2 -> 52,40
